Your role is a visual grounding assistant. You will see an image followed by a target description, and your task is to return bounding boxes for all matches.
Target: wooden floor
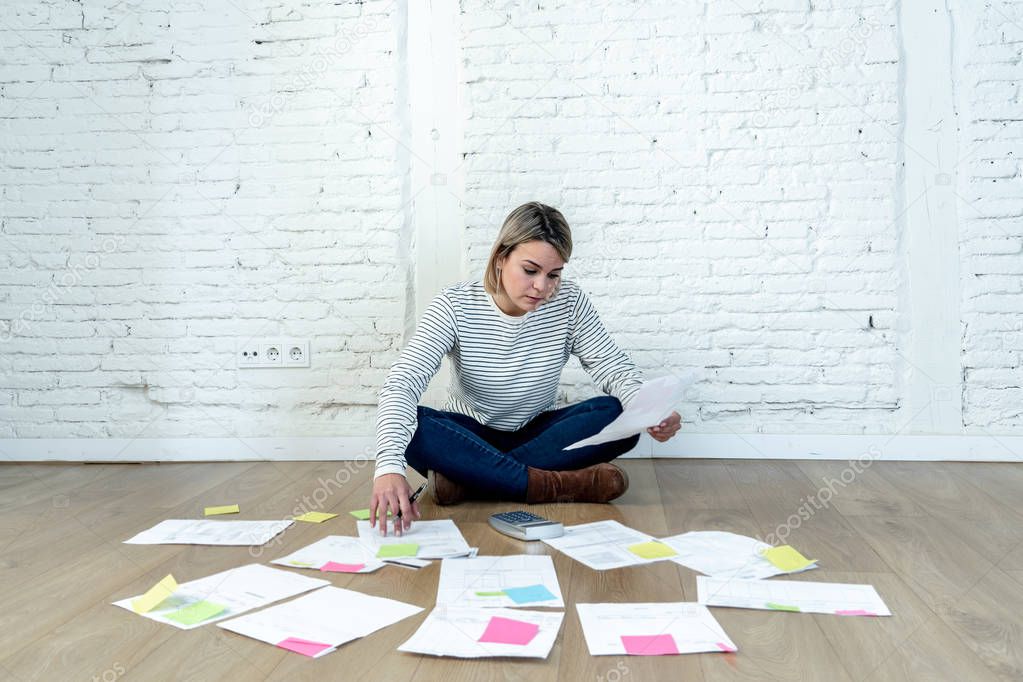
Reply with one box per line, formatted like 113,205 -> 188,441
1,459 -> 1022,681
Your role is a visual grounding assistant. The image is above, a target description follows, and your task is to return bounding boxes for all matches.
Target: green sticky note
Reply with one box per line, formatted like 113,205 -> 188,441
350,508 -> 392,520
627,541 -> 679,560
475,591 -> 506,597
765,602 -> 801,612
164,600 -> 227,625
376,543 -> 418,559
761,545 -> 816,572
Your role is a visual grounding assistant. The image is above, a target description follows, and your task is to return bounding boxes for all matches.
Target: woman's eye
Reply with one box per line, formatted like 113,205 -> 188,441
524,269 -> 537,275
548,273 -> 560,279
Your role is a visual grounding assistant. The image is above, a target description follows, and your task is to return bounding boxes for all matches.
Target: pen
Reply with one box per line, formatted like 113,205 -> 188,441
396,482 -> 427,519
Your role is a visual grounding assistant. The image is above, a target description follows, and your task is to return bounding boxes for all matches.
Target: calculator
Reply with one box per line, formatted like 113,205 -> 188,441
488,511 -> 564,541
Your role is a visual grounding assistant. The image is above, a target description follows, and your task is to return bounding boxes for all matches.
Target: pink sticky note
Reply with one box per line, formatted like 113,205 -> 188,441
320,562 -> 365,573
716,641 -> 737,652
835,609 -> 878,616
478,616 -> 540,645
621,634 -> 680,656
276,637 -> 333,657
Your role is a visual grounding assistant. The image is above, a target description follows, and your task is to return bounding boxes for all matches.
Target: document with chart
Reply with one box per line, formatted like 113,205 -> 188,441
576,602 -> 737,656
697,576 -> 892,616
436,555 -> 565,608
218,586 -> 423,658
113,564 -> 328,629
123,519 -> 294,546
542,520 -> 678,570
356,519 -> 472,559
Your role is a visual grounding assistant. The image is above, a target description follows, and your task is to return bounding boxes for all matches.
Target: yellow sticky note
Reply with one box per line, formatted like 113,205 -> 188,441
761,545 -> 816,572
132,574 -> 178,614
293,512 -> 337,523
204,504 -> 239,516
350,508 -> 391,520
627,541 -> 679,560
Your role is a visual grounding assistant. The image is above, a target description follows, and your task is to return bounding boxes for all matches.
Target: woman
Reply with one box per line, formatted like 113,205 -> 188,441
370,202 -> 682,535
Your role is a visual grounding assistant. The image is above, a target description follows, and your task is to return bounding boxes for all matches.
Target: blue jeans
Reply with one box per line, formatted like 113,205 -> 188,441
404,396 -> 641,500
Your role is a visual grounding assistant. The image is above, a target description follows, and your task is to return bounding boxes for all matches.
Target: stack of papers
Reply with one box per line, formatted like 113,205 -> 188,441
218,586 -> 423,657
398,606 -> 565,658
576,602 -> 737,656
542,520 -> 680,570
124,519 -> 294,546
697,576 -> 892,616
113,564 -> 328,629
660,531 -> 818,579
436,556 -> 565,608
271,536 -> 385,574
357,520 -> 472,559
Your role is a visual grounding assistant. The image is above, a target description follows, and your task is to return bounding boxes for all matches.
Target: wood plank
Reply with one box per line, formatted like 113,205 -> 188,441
795,461 -> 927,517
933,567 -> 1023,679
3,460 -> 1019,680
862,617 -> 1003,682
725,461 -> 891,572
843,515 -> 994,611
874,462 -> 1023,562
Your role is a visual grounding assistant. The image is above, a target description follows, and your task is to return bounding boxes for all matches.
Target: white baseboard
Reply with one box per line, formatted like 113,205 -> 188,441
1,433 -> 1021,462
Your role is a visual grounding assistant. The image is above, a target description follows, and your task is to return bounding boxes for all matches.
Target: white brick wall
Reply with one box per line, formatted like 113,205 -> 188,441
0,0 -> 1021,454
0,0 -> 405,440
460,0 -> 906,434
956,1 -> 1023,430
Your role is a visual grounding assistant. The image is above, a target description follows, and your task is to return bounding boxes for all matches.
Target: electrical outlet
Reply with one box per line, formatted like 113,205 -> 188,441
237,338 -> 310,369
282,340 -> 310,368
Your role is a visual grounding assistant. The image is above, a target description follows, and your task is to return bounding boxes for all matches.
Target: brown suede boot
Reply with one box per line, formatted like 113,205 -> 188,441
525,463 -> 629,504
428,469 -> 468,506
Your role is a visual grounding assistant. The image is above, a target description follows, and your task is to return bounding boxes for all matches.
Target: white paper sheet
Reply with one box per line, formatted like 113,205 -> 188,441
661,531 -> 818,580
112,564 -> 328,629
123,519 -> 293,546
218,586 -> 423,657
398,606 -> 565,659
271,535 -> 385,573
541,520 -> 671,570
564,374 -> 690,450
697,576 -> 892,616
356,519 -> 472,559
436,555 -> 565,608
576,602 -> 737,656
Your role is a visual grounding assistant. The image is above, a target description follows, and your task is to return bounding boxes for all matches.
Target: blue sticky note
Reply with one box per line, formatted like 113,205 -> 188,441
502,584 -> 557,604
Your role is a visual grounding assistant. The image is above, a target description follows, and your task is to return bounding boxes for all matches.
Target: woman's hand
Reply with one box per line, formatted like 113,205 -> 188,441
370,473 -> 420,536
647,411 -> 682,442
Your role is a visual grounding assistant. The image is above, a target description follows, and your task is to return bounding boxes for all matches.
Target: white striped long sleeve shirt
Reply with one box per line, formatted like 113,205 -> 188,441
373,279 -> 644,478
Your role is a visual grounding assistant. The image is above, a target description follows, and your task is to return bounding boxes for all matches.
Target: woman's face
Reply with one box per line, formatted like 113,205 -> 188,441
495,240 -> 565,316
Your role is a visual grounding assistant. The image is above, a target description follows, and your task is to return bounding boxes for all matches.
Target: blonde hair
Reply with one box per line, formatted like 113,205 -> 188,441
483,202 -> 573,298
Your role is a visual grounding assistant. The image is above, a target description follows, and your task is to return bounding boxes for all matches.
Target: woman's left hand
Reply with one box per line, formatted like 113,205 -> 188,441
647,411 -> 682,442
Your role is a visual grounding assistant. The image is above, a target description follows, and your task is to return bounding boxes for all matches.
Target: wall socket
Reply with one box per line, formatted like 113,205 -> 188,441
237,339 -> 310,369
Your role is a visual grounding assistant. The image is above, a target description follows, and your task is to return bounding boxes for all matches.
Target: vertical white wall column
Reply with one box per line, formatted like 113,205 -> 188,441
407,0 -> 466,406
896,0 -> 964,432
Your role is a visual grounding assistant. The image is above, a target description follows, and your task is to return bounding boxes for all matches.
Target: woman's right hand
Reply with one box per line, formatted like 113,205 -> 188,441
371,473 -> 419,536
